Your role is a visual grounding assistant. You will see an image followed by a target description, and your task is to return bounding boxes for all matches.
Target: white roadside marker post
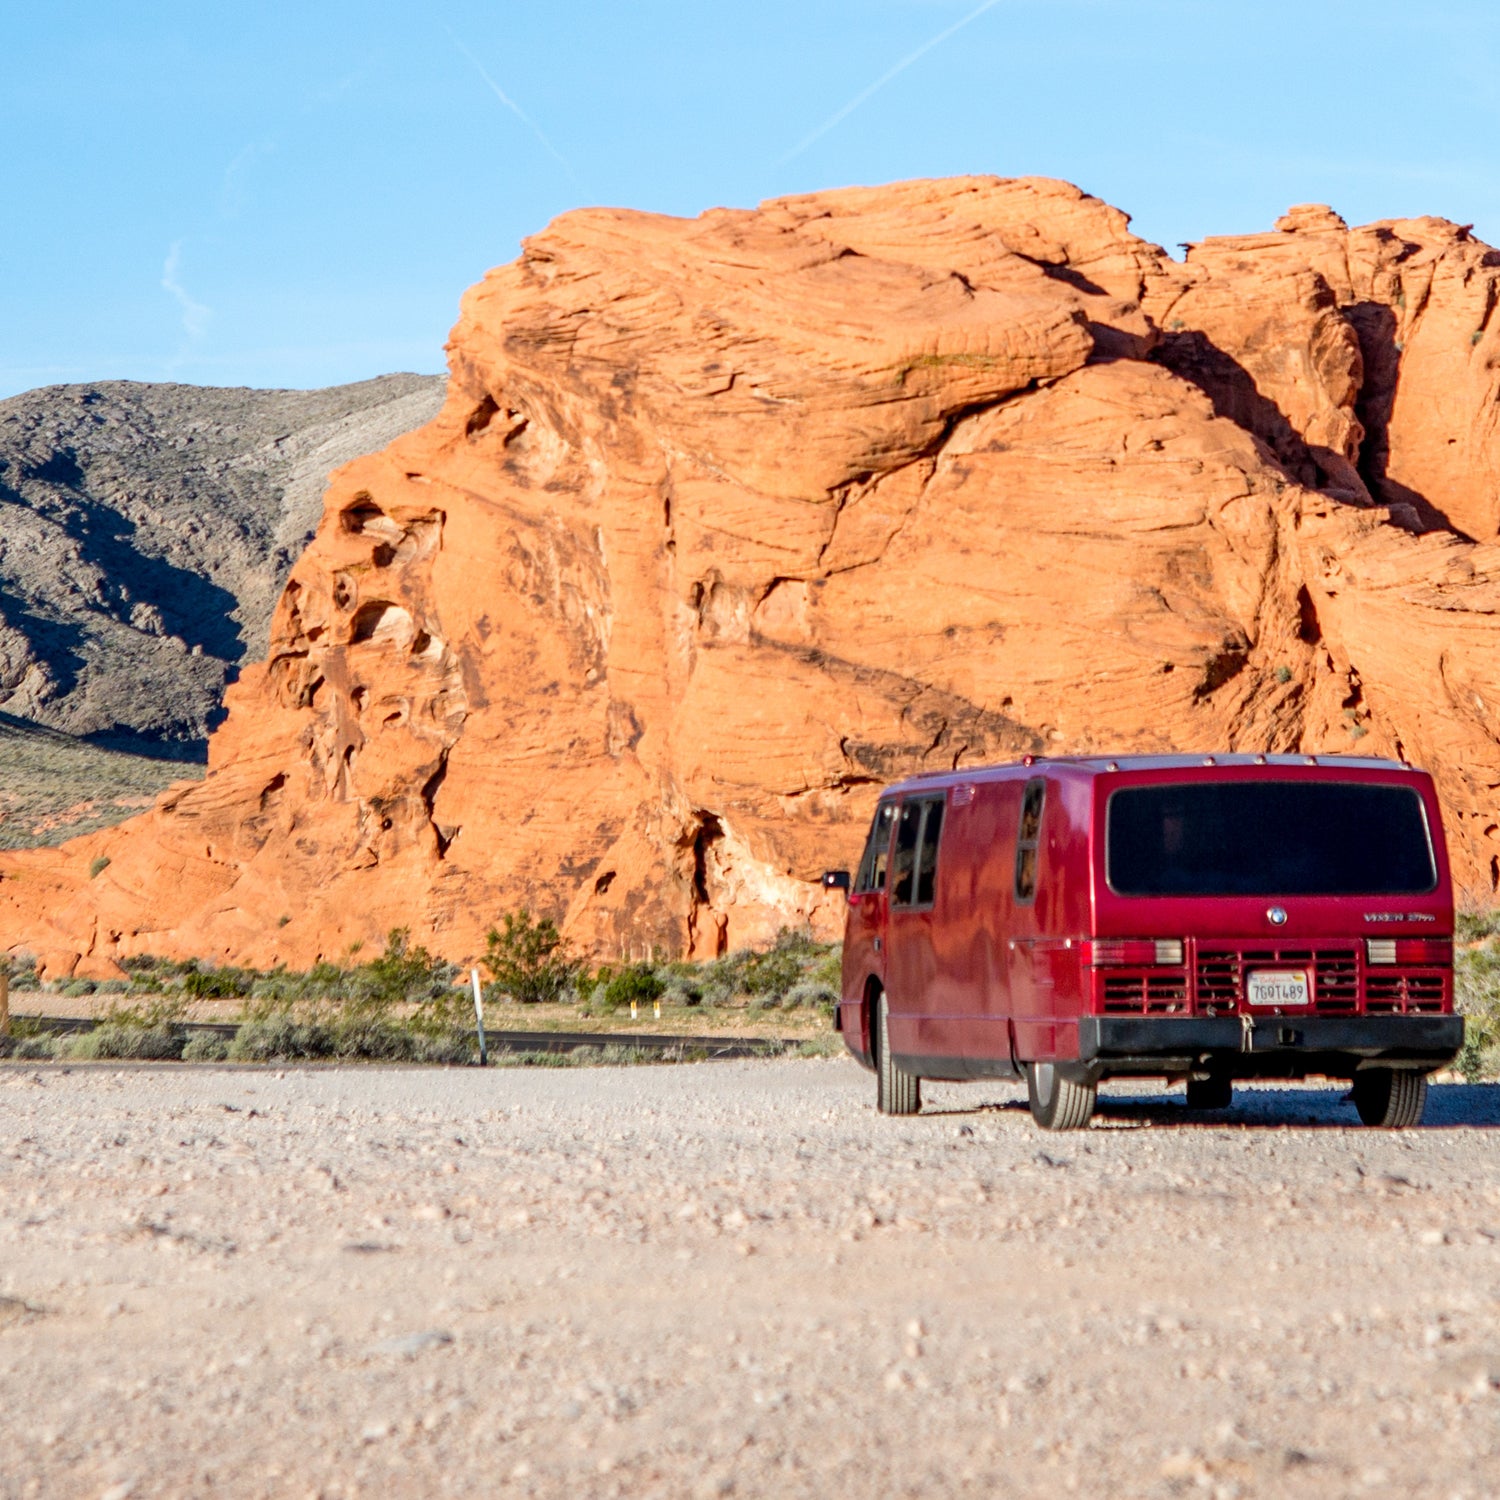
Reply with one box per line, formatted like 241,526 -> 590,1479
470,968 -> 488,1067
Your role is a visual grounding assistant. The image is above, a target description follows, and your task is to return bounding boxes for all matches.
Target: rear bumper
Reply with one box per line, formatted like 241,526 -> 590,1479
1078,1013 -> 1463,1079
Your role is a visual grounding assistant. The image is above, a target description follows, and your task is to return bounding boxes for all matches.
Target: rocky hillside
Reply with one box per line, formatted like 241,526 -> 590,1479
4,177 -> 1500,978
0,374 -> 445,755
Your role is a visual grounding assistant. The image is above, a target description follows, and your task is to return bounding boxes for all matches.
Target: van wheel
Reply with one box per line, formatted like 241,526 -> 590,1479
1185,1074 -> 1232,1111
1027,1062 -> 1096,1130
874,990 -> 921,1116
1352,1068 -> 1428,1128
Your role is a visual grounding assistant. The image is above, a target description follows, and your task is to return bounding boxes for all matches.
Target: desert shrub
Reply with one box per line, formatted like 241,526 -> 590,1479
182,967 -> 256,1000
1457,909 -> 1500,945
88,855 -> 110,879
98,994 -> 187,1030
494,1047 -> 577,1069
796,1035 -> 842,1058
660,975 -> 704,1007
597,963 -> 664,1011
784,980 -> 838,1012
228,1016 -> 335,1062
484,910 -> 578,1003
10,1034 -> 58,1060
0,1031 -> 57,1060
693,928 -> 836,1006
181,1032 -> 231,1062
64,1025 -> 183,1061
329,1018 -> 427,1061
60,979 -> 96,998
224,1010 -> 472,1064
1457,929 -> 1500,1080
414,1031 -> 476,1065
359,927 -> 458,1007
8,955 -> 40,992
230,931 -> 460,1030
807,947 -> 842,990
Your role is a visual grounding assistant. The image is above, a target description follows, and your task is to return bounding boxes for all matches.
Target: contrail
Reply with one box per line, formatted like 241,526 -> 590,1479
778,0 -> 1007,166
161,241 -> 210,342
447,30 -> 576,181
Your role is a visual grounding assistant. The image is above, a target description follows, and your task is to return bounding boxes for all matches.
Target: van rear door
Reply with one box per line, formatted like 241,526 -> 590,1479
1008,775 -> 1058,1061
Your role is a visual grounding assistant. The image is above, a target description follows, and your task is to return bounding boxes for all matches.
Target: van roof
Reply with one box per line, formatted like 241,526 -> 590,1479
885,752 -> 1415,796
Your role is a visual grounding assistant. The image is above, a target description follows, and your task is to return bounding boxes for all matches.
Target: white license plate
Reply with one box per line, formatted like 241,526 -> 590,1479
1247,969 -> 1310,1007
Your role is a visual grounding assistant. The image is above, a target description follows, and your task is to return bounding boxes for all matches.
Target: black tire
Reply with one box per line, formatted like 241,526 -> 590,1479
1352,1068 -> 1428,1128
1027,1061 -> 1096,1131
874,990 -> 921,1116
1185,1074 -> 1233,1111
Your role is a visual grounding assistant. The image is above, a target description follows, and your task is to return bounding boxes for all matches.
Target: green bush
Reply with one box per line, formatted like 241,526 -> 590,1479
360,927 -> 458,1008
182,967 -> 255,999
597,963 -> 664,1011
484,910 -> 579,1003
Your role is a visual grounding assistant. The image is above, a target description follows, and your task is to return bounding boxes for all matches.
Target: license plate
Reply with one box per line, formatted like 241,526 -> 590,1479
1247,969 -> 1310,1007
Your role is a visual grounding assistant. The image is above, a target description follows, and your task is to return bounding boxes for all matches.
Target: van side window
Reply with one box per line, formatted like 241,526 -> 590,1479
1014,778 -> 1046,904
854,803 -> 897,894
892,796 -> 945,908
916,799 -> 944,905
891,801 -> 923,905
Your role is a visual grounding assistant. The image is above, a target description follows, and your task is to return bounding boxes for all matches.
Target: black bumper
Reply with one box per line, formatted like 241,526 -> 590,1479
1078,1013 -> 1463,1078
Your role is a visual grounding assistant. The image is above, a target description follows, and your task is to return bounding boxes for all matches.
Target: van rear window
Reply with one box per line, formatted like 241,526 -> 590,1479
1106,781 -> 1437,897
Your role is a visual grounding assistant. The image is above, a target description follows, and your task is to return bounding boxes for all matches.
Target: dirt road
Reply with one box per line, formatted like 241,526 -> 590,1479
2,1059 -> 1499,1498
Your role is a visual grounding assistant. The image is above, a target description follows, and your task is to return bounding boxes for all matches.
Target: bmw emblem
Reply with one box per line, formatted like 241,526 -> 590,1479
1267,906 -> 1288,926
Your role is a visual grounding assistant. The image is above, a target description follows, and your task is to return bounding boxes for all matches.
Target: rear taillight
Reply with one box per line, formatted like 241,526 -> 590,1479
1366,937 -> 1452,966
1083,939 -> 1184,966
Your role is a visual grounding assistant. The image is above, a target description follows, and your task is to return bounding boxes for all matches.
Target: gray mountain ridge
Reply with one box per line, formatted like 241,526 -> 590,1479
0,373 -> 446,760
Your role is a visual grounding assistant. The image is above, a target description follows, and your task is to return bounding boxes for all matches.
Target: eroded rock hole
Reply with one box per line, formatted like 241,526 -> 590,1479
349,601 -> 414,646
341,496 -> 386,534
466,395 -> 499,437
1297,586 -> 1322,645
692,820 -> 720,905
594,870 -> 616,895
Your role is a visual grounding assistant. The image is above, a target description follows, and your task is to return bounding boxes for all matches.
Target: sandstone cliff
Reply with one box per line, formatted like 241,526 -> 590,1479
4,177 -> 1500,977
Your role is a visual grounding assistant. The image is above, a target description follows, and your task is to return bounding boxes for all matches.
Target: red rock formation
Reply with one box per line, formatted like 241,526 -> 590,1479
3,177 -> 1500,978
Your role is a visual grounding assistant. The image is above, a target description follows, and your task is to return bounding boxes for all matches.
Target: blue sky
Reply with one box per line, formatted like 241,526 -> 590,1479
2,0 -> 1496,399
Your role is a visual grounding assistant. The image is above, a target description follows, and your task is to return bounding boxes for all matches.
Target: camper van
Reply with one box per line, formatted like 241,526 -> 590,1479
825,754 -> 1462,1130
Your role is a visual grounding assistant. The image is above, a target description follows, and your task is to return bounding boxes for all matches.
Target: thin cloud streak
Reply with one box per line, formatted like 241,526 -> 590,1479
447,30 -> 576,182
161,241 -> 211,342
778,0 -> 1007,165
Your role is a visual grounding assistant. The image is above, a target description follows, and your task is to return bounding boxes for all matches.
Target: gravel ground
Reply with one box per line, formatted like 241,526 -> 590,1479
3,1059 -> 1500,1500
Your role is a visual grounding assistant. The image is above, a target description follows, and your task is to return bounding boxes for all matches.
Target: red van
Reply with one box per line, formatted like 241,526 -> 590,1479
826,755 -> 1462,1130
